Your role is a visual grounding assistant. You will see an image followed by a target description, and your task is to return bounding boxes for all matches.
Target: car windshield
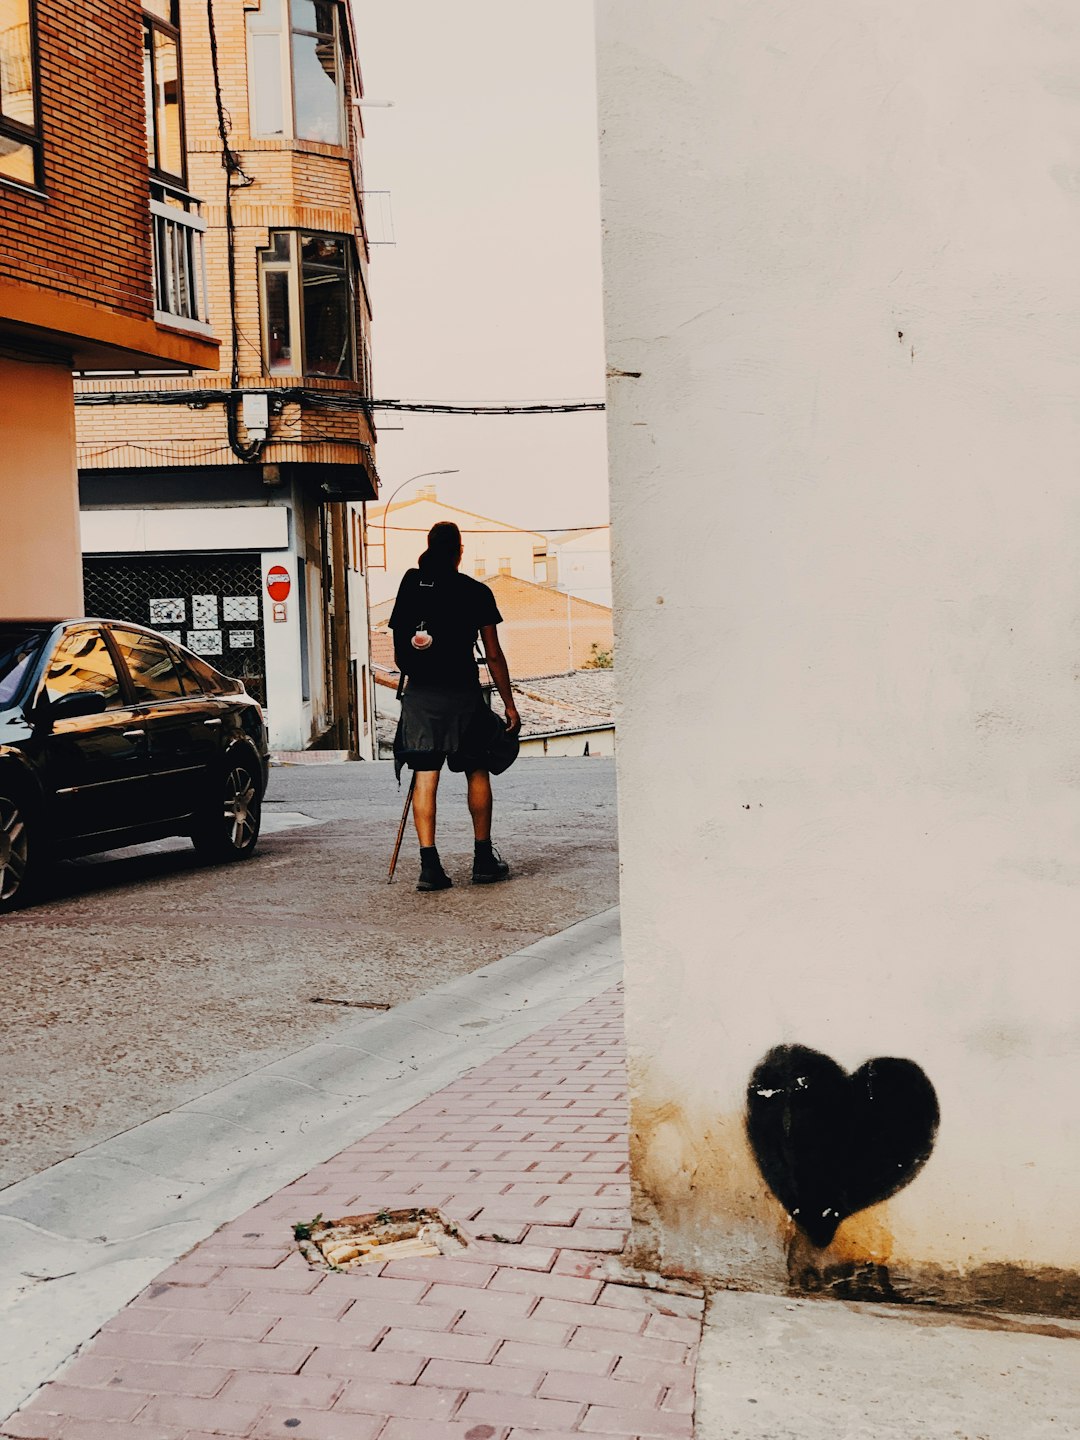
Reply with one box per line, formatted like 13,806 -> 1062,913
0,627 -> 48,707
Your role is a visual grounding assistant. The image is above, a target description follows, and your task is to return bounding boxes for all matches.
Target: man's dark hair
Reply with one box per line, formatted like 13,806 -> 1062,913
419,521 -> 462,573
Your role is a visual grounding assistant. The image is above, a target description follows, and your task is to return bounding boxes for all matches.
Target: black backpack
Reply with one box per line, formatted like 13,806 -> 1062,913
392,569 -> 455,682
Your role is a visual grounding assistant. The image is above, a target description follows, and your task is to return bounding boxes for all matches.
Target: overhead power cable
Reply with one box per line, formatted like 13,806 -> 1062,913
73,389 -> 604,415
373,399 -> 605,415
380,523 -> 609,534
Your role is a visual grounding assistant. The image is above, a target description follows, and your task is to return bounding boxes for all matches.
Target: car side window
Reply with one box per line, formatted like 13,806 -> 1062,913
169,644 -> 235,696
42,630 -> 124,710
110,629 -> 185,703
167,644 -> 208,696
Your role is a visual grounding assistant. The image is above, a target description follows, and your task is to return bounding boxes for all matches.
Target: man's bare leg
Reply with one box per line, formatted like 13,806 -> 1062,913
413,770 -> 440,847
467,769 -> 493,841
468,769 -> 509,883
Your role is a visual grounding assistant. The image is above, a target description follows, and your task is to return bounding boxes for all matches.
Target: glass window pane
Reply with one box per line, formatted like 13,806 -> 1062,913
301,235 -> 353,377
111,630 -> 185,703
302,233 -> 344,268
168,646 -> 207,696
268,230 -> 292,261
291,0 -> 336,34
0,132 -> 34,184
143,25 -> 155,167
248,29 -> 285,136
43,632 -> 123,710
0,0 -> 35,128
291,30 -> 341,143
263,265 -> 294,372
171,644 -> 235,695
0,626 -> 44,707
162,217 -> 193,319
153,28 -> 183,178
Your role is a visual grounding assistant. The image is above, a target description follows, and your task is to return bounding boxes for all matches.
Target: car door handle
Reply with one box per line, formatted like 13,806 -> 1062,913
123,728 -> 146,740
203,718 -> 223,728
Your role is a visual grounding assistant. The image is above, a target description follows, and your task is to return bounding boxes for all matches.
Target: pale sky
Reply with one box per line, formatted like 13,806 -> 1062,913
351,0 -> 609,537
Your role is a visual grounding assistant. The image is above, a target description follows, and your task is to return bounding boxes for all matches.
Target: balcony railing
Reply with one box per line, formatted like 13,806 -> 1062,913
150,186 -> 211,333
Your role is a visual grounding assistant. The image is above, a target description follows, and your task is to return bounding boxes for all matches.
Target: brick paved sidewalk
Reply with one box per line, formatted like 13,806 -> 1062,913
2,989 -> 702,1440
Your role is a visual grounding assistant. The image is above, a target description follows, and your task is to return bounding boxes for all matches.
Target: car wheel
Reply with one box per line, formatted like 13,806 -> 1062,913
0,790 -> 35,914
192,753 -> 262,862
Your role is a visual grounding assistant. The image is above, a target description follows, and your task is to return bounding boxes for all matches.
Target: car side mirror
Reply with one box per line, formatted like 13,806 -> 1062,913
47,691 -> 109,723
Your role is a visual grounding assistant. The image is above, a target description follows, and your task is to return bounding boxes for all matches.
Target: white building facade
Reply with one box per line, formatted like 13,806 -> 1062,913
80,494 -> 375,758
598,1 -> 1080,1311
549,527 -> 612,609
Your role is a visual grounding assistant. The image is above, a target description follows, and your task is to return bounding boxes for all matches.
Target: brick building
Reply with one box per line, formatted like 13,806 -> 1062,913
0,0 -> 218,620
75,0 -> 379,755
482,573 -> 614,678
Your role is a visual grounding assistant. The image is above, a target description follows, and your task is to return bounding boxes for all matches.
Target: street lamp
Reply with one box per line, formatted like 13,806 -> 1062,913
375,469 -> 460,571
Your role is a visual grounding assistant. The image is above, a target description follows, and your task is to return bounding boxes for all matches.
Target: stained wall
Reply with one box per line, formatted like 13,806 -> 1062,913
596,1 -> 1080,1309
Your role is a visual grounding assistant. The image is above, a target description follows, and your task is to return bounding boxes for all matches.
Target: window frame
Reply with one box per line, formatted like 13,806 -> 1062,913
246,0 -> 346,146
289,0 -> 345,146
142,2 -> 188,188
258,228 -> 358,380
0,0 -> 44,193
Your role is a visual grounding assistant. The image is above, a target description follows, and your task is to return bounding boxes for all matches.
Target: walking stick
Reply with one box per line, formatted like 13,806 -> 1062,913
388,771 -> 417,883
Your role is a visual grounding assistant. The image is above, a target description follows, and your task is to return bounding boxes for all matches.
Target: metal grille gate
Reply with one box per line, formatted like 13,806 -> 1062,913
82,553 -> 267,705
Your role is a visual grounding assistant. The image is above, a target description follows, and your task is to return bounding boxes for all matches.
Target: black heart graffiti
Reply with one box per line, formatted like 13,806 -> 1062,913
745,1044 -> 940,1249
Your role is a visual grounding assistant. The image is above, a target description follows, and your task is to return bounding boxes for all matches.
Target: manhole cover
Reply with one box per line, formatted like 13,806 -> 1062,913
294,1208 -> 467,1271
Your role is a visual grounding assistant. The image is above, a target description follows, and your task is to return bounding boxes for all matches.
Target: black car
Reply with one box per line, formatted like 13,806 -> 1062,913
0,619 -> 270,913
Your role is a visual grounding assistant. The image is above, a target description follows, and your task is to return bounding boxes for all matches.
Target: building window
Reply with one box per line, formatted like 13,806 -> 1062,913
143,2 -> 186,185
259,230 -> 356,378
247,0 -> 344,146
150,188 -> 209,326
142,3 -> 207,328
0,0 -> 40,188
350,509 -> 364,572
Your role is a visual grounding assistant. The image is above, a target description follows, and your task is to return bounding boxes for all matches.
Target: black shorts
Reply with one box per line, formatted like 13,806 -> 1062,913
394,686 -> 491,776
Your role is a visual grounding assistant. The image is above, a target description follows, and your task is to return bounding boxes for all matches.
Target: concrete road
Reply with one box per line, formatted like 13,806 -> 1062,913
0,757 -> 618,1189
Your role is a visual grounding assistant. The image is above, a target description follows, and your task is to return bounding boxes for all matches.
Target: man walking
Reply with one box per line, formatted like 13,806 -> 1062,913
391,521 -> 521,891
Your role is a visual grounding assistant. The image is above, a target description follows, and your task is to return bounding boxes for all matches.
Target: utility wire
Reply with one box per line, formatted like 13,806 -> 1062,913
379,523 -> 609,534
372,400 -> 604,415
73,388 -> 604,415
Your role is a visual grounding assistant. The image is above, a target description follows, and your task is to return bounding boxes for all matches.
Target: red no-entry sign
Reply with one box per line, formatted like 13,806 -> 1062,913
266,565 -> 292,602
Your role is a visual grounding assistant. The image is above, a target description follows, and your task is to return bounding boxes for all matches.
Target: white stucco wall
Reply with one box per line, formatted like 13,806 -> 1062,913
552,528 -> 613,608
347,502 -> 376,760
260,550 -> 306,752
598,1 -> 1080,1308
519,728 -> 615,758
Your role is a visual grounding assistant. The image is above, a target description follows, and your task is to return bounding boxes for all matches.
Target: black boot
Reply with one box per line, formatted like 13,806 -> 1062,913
417,846 -> 452,892
472,840 -> 510,885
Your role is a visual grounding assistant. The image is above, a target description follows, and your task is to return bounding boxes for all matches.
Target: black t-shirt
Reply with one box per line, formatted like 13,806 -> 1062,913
390,568 -> 503,688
